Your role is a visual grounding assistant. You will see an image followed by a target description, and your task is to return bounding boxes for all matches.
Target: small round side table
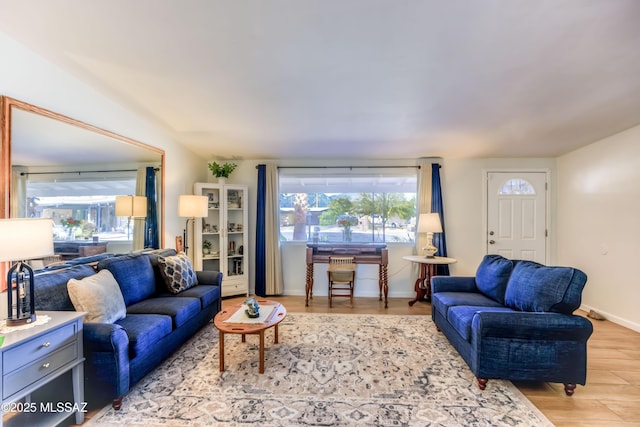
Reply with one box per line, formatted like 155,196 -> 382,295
403,255 -> 457,306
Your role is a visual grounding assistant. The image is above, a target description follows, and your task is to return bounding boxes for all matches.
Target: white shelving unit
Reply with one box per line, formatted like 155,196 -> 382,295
194,182 -> 249,297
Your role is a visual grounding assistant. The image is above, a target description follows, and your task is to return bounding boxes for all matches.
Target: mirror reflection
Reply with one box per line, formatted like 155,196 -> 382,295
2,97 -> 164,264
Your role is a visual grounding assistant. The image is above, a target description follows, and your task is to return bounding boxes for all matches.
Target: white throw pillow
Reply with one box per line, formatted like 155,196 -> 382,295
67,269 -> 126,323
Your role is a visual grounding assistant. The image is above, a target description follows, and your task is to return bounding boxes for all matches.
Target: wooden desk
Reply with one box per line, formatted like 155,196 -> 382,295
306,244 -> 389,308
403,255 -> 457,306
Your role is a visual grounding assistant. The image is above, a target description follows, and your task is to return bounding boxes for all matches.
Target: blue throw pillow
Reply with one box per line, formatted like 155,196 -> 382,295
504,261 -> 586,313
157,253 -> 198,294
98,254 -> 156,306
475,255 -> 514,304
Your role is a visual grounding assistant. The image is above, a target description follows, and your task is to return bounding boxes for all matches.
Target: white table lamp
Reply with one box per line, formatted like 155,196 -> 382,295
115,195 -> 147,240
418,212 -> 442,258
178,195 -> 208,255
0,218 -> 54,325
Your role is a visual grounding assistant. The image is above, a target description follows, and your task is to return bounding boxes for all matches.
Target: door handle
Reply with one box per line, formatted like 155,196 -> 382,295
489,240 -> 495,245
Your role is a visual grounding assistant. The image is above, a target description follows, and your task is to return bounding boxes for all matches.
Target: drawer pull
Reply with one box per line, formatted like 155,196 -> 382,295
42,362 -> 51,368
43,342 -> 51,348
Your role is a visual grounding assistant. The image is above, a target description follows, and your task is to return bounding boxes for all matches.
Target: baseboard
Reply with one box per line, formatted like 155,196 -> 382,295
580,303 -> 640,333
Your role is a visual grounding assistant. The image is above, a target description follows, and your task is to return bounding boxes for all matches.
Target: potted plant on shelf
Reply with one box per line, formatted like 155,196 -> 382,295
208,161 -> 237,184
202,240 -> 212,255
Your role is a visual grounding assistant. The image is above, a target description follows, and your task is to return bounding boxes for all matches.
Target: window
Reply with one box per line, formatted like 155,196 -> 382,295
499,178 -> 536,195
279,168 -> 417,243
24,173 -> 138,241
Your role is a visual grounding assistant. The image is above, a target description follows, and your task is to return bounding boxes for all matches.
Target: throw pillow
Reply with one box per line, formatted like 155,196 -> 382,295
475,254 -> 514,304
157,252 -> 198,294
67,269 -> 126,323
504,261 -> 580,313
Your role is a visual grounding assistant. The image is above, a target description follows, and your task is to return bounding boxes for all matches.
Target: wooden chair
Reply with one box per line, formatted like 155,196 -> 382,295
327,256 -> 356,307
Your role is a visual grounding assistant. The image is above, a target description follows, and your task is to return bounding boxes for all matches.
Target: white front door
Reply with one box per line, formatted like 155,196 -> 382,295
486,171 -> 547,263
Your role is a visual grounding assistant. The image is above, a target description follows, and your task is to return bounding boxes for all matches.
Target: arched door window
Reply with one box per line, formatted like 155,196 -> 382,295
499,178 -> 536,195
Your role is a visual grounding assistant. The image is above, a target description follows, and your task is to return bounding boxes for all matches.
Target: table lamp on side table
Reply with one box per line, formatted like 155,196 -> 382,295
418,212 -> 442,258
0,218 -> 54,325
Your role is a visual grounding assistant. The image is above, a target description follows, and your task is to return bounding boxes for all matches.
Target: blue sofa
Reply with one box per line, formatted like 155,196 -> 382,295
431,254 -> 593,396
33,249 -> 222,409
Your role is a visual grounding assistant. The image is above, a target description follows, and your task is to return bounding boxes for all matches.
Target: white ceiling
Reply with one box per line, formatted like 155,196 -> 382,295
1,0 -> 640,160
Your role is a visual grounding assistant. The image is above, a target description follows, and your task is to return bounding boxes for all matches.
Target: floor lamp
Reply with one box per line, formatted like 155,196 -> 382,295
115,195 -> 147,240
418,212 -> 442,258
0,218 -> 54,325
178,195 -> 208,257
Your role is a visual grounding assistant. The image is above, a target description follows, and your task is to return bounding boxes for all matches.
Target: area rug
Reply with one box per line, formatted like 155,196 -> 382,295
86,313 -> 553,426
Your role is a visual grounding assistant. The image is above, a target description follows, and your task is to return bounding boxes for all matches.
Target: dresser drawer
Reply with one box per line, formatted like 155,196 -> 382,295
3,342 -> 78,400
222,281 -> 248,297
2,322 -> 77,373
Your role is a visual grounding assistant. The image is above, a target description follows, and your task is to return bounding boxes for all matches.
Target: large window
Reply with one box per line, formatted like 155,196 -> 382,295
279,168 -> 417,243
24,173 -> 137,242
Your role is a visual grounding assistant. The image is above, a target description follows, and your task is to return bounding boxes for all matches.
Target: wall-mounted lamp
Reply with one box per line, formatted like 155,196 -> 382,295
178,195 -> 208,255
418,212 -> 442,258
115,195 -> 147,240
0,218 -> 54,325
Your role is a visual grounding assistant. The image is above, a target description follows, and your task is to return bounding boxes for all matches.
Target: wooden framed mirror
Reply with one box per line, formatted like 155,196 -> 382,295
1,96 -> 165,270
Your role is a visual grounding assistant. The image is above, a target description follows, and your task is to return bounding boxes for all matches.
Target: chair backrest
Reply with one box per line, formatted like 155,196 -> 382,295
329,256 -> 355,268
328,256 -> 355,282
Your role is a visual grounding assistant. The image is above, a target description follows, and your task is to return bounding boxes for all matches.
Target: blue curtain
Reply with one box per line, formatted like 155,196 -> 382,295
431,163 -> 449,276
255,164 -> 266,296
144,167 -> 159,249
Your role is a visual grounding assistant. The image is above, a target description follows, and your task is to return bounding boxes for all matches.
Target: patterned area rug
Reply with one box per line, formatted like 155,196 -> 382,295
86,313 -> 553,426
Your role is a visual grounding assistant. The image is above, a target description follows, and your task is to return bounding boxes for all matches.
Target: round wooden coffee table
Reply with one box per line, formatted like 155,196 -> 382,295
213,299 -> 287,373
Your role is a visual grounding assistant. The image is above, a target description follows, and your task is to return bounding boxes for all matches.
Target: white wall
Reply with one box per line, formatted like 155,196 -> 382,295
442,157 -> 557,275
0,32 -> 208,245
558,124 -> 640,332
222,157 -> 558,303
0,32 -> 207,318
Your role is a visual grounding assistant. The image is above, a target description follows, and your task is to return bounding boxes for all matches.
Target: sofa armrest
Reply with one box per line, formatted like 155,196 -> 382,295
84,322 -> 129,352
196,270 -> 222,287
83,322 -> 130,399
473,311 -> 593,341
432,276 -> 477,294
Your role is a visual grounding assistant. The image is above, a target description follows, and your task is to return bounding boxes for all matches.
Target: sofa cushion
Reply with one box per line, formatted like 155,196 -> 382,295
115,314 -> 173,359
34,264 -> 97,311
475,255 -> 514,304
126,296 -> 201,328
447,306 -> 515,342
98,254 -> 157,306
67,269 -> 127,323
159,285 -> 221,309
157,253 -> 198,294
432,291 -> 504,318
504,261 -> 587,313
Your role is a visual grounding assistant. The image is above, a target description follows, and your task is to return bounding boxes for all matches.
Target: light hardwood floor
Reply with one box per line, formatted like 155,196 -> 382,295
223,295 -> 640,426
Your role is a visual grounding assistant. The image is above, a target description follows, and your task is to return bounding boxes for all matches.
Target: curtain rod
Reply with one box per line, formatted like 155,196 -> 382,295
256,165 -> 420,169
20,167 -> 160,177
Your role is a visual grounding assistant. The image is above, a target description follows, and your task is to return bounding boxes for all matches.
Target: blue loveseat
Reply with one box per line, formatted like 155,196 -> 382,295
431,254 -> 593,396
33,249 -> 222,409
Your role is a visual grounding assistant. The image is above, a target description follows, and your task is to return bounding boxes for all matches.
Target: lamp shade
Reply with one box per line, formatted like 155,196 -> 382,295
417,213 -> 442,234
115,195 -> 147,218
0,218 -> 54,261
178,195 -> 208,218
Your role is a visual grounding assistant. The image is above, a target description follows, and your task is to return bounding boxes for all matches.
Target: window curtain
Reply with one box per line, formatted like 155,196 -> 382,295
10,167 -> 27,218
414,159 -> 432,255
144,166 -> 159,249
255,164 -> 283,296
133,167 -> 146,250
431,163 -> 449,276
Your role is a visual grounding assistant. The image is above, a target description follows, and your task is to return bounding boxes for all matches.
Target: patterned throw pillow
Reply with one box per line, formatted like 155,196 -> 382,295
157,252 -> 198,294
